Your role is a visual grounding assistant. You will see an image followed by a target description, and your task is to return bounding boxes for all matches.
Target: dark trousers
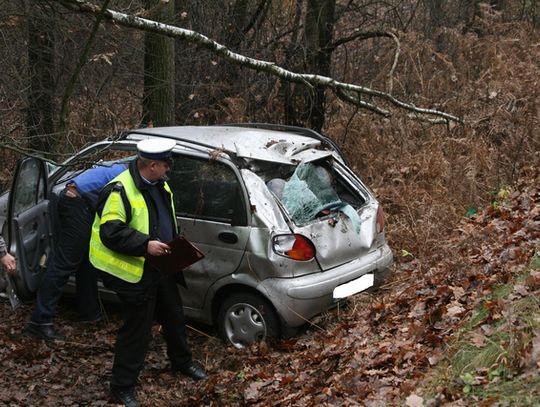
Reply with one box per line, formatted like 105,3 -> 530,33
31,192 -> 100,324
100,267 -> 192,390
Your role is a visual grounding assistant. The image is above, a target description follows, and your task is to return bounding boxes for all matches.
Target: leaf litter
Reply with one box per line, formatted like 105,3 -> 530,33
0,169 -> 537,405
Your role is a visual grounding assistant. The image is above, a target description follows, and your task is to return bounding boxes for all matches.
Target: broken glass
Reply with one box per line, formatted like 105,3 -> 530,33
280,162 -> 361,233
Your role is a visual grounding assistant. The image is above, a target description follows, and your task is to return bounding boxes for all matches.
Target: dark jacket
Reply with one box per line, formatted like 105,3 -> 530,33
95,160 -> 183,285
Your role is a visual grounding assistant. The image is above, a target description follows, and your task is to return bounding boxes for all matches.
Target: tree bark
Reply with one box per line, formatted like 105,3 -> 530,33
26,3 -> 56,153
143,0 -> 175,127
425,0 -> 444,36
303,0 -> 335,131
283,0 -> 304,126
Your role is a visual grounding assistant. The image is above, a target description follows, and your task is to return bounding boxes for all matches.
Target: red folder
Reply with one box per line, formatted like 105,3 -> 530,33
147,235 -> 205,273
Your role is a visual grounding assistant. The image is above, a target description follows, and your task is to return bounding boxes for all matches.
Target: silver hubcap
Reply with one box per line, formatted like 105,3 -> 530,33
224,302 -> 267,348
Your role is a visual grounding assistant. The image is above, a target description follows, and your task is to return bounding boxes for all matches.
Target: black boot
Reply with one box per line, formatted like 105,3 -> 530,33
172,362 -> 207,380
110,386 -> 138,407
24,323 -> 65,341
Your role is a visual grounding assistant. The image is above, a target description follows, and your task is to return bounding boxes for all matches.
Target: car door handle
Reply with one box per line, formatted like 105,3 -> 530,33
218,232 -> 238,244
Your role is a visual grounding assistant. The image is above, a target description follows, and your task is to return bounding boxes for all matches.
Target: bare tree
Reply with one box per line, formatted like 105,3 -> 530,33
26,2 -> 56,152
142,0 -> 175,126
303,0 -> 335,131
173,0 -> 272,124
57,0 -> 463,124
58,0 -> 111,137
425,0 -> 444,35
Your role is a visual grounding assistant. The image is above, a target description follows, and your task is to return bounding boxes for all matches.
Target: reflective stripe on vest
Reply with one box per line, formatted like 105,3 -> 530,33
89,170 -> 176,283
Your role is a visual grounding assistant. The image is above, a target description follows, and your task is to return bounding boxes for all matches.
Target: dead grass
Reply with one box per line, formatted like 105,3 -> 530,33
424,256 -> 540,405
326,20 -> 539,268
0,19 -> 538,266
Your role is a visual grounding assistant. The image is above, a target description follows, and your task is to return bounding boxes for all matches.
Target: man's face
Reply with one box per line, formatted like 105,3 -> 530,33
148,159 -> 171,181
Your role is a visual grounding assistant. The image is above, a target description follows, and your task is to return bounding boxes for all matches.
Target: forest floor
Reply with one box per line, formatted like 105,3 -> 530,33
0,6 -> 539,405
0,170 -> 538,406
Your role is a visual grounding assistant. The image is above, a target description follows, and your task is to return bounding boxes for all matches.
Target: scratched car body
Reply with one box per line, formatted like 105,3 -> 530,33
0,124 -> 393,348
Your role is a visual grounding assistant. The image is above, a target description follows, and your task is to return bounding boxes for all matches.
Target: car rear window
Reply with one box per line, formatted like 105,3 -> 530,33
256,159 -> 367,226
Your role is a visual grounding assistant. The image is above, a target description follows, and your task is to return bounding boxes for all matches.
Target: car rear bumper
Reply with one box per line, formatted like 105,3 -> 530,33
259,244 -> 393,327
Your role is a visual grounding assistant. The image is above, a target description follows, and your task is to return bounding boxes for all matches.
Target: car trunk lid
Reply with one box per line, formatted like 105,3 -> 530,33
275,161 -> 380,275
292,201 -> 378,273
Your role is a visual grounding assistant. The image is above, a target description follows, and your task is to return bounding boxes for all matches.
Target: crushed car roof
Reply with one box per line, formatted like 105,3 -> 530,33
126,126 -> 336,164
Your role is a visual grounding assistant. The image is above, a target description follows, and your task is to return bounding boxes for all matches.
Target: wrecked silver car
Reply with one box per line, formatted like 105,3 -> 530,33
0,124 -> 393,348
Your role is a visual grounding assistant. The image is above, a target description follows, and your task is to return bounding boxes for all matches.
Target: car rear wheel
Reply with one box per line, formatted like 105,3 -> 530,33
217,292 -> 279,349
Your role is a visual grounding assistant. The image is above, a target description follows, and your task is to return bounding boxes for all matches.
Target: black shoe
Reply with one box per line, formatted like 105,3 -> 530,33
78,314 -> 102,324
173,362 -> 207,380
24,323 -> 65,341
110,386 -> 138,407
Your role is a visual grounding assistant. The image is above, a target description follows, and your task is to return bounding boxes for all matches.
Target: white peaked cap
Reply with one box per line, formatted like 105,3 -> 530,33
137,138 -> 176,161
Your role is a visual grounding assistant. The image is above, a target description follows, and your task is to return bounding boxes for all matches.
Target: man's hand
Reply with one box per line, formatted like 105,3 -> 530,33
147,240 -> 172,256
0,253 -> 16,274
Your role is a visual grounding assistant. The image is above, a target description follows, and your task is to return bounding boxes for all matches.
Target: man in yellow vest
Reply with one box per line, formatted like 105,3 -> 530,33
90,138 -> 206,407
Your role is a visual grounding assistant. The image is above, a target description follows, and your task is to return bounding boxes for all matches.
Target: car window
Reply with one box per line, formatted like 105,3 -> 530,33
169,156 -> 244,223
12,159 -> 45,215
46,161 -> 59,175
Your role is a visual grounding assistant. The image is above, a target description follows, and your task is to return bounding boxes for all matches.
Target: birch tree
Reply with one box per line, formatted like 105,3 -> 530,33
57,0 -> 463,125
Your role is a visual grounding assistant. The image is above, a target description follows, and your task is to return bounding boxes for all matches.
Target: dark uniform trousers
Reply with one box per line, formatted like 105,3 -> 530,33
100,266 -> 192,390
31,190 -> 99,324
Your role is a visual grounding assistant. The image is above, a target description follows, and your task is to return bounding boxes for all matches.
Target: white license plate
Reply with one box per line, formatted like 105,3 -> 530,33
333,273 -> 374,299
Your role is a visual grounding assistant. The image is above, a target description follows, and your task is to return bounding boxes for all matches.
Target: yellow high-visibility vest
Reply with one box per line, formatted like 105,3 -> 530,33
89,170 -> 176,283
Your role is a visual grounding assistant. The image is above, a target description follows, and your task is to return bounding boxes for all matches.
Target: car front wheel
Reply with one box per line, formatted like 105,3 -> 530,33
217,292 -> 279,349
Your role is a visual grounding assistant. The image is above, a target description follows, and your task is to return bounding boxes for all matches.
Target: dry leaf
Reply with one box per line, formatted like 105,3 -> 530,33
406,393 -> 425,407
446,303 -> 465,317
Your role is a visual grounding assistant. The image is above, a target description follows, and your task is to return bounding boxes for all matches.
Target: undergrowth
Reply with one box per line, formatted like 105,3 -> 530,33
426,254 -> 540,405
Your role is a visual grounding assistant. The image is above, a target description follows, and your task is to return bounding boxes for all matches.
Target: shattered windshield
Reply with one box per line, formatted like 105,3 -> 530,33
263,161 -> 364,233
281,163 -> 341,223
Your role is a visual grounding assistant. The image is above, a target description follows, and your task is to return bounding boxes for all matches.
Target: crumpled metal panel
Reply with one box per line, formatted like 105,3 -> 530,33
239,169 -> 322,278
240,169 -> 289,230
235,138 -> 334,164
292,201 -> 378,273
131,126 -> 337,164
240,167 -> 379,277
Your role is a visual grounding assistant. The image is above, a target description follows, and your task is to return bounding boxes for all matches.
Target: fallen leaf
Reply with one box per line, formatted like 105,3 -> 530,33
512,284 -> 529,297
469,332 -> 486,348
451,286 -> 466,300
244,380 -> 271,402
446,303 -> 465,317
406,393 -> 424,407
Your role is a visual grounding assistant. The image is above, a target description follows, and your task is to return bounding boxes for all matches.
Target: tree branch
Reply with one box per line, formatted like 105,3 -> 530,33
331,30 -> 401,93
57,0 -> 463,124
335,89 -> 390,117
331,30 -> 394,49
0,135 -> 125,168
386,31 -> 401,94
58,0 -> 111,136
242,0 -> 269,36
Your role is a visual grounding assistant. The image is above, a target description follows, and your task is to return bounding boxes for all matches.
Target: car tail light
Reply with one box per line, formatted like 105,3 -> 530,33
376,205 -> 385,234
272,234 -> 316,261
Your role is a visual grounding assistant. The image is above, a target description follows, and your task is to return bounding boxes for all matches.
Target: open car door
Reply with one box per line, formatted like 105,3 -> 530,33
7,157 -> 51,300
